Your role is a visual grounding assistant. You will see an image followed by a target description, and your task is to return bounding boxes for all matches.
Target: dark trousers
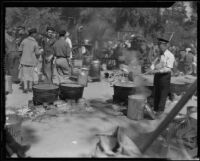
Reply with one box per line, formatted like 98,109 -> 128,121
153,72 -> 171,112
42,58 -> 53,83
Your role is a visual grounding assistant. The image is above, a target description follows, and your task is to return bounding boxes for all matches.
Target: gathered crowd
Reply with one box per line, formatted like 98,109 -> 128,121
5,26 -> 197,94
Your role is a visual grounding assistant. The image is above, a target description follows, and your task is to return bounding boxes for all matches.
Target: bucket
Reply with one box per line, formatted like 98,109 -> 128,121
78,68 -> 89,87
89,60 -> 101,79
32,83 -> 59,105
5,75 -> 13,94
127,95 -> 146,120
59,83 -> 84,101
82,56 -> 93,67
5,114 -> 23,144
71,67 -> 81,77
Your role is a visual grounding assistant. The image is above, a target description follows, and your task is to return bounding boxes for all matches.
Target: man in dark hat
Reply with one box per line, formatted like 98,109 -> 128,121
150,37 -> 175,116
41,26 -> 56,83
52,30 -> 71,84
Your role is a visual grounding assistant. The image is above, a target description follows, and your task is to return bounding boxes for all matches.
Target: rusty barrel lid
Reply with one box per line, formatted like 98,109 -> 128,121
33,83 -> 59,90
92,60 -> 100,64
60,83 -> 83,88
128,94 -> 146,100
114,81 -> 136,88
82,67 -> 89,71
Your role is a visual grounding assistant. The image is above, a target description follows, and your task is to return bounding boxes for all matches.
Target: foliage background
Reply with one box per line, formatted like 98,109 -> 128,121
5,2 -> 197,49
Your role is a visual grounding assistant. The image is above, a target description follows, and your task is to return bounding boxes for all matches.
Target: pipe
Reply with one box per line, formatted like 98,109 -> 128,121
139,79 -> 197,153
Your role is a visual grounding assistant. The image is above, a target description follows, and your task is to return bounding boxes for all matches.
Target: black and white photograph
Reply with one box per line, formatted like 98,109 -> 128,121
3,1 -> 198,159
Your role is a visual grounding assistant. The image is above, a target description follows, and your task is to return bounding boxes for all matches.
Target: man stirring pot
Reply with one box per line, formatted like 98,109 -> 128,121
150,37 -> 175,116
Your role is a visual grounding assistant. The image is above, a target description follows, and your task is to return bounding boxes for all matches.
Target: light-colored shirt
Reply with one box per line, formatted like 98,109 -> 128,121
19,36 -> 40,66
65,37 -> 72,48
65,37 -> 72,58
155,49 -> 175,73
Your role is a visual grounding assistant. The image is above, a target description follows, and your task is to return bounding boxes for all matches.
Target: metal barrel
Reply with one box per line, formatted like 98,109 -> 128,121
89,60 -> 101,79
78,67 -> 89,87
6,75 -> 13,94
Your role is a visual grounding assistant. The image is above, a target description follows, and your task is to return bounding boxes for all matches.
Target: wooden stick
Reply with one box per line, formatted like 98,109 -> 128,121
169,32 -> 174,42
139,79 -> 197,153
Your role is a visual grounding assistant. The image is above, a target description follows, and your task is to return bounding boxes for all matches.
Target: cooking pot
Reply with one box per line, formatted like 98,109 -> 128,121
32,83 -> 59,105
59,83 -> 84,101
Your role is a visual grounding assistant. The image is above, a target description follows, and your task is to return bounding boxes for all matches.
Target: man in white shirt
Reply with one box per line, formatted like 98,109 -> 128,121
65,31 -> 72,59
150,37 -> 175,116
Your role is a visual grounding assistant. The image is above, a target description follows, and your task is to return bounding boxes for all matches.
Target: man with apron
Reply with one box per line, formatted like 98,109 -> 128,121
150,37 -> 175,116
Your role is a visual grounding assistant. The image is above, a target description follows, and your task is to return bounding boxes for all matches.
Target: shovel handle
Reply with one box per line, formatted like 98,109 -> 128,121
139,79 -> 197,153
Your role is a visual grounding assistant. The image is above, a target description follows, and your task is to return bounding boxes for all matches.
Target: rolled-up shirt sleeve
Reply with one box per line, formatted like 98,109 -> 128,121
65,43 -> 71,58
157,50 -> 175,73
18,41 -> 24,52
34,42 -> 40,55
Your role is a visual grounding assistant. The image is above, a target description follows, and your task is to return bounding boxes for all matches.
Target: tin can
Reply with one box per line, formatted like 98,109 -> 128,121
78,67 -> 89,87
89,60 -> 101,79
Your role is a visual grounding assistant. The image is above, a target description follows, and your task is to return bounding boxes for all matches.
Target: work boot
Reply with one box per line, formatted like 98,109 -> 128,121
17,144 -> 31,158
155,111 -> 164,118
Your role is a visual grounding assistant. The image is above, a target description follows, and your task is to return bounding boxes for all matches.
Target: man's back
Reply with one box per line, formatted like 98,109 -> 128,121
53,38 -> 71,58
185,52 -> 194,65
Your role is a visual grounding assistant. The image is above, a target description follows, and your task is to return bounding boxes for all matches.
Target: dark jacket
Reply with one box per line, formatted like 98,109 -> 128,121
42,37 -> 56,59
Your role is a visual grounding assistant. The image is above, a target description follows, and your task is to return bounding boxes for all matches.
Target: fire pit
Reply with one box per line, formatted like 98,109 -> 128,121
113,81 -> 136,105
59,83 -> 84,102
170,82 -> 190,95
33,83 -> 59,105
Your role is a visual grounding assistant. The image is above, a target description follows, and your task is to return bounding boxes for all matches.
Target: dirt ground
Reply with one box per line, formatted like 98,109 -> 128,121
6,76 -> 197,158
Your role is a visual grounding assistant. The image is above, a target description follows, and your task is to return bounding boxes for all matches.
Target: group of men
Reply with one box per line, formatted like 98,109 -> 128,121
5,26 -> 73,93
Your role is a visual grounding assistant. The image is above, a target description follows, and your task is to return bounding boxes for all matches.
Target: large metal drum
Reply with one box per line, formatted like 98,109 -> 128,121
82,55 -> 92,67
32,83 -> 59,105
59,83 -> 84,101
113,81 -> 136,105
89,60 -> 101,81
170,82 -> 190,95
6,75 -> 13,94
78,67 -> 89,87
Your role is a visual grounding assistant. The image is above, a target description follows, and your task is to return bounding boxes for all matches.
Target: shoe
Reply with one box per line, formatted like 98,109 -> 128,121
155,111 -> 164,117
17,144 -> 30,158
23,89 -> 28,94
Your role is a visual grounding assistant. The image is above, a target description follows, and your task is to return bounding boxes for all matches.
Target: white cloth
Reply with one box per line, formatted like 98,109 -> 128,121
156,49 -> 175,73
66,38 -> 72,48
66,37 -> 72,58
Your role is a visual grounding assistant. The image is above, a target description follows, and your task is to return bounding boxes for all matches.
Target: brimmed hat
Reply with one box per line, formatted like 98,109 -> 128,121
59,30 -> 66,36
157,38 -> 169,44
186,48 -> 192,52
82,39 -> 92,47
17,26 -> 25,30
66,31 -> 70,36
28,28 -> 37,35
46,26 -> 55,32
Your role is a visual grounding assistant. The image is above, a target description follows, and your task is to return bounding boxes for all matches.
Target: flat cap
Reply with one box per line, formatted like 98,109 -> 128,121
59,30 -> 66,36
28,28 -> 37,35
157,38 -> 169,44
46,26 -> 55,32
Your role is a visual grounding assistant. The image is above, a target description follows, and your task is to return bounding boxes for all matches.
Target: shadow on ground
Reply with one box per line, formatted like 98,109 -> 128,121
21,126 -> 40,145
